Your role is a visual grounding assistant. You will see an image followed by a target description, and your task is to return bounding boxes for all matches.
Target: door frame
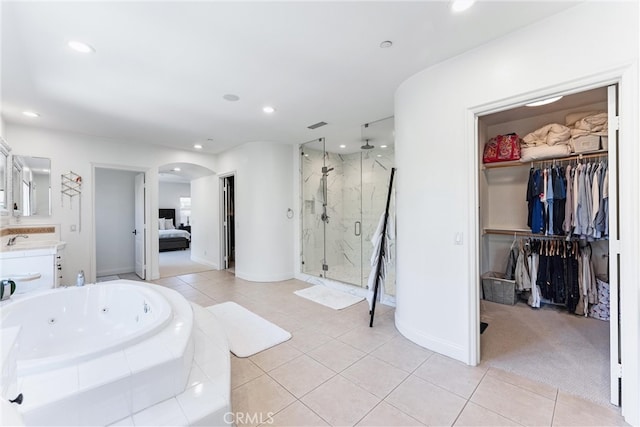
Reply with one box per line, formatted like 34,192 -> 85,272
91,164 -> 150,283
134,172 -> 146,279
467,73 -> 626,406
219,171 -> 236,272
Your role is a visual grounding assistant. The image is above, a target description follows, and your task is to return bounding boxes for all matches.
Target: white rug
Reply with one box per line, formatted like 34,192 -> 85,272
206,302 -> 291,357
294,285 -> 364,310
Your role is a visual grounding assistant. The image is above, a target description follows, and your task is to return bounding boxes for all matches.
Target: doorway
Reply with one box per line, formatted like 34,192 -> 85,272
94,167 -> 146,282
221,174 -> 235,272
475,84 -> 619,407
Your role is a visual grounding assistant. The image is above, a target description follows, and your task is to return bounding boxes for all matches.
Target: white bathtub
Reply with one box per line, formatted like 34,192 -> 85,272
0,280 -> 196,426
1,282 -> 172,376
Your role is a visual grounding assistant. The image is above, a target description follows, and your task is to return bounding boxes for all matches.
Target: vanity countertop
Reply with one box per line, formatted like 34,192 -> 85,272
0,241 -> 66,259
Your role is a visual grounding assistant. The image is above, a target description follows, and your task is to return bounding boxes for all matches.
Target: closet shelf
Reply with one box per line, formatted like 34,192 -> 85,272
483,149 -> 608,170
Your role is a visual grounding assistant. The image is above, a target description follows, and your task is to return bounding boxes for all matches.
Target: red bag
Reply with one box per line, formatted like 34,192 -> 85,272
482,133 -> 521,163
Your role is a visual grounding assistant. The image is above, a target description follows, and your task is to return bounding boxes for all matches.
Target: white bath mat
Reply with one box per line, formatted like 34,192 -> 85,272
206,302 -> 291,357
294,286 -> 364,310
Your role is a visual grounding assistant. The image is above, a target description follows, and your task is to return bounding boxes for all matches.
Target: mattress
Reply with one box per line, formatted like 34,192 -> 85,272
159,229 -> 191,240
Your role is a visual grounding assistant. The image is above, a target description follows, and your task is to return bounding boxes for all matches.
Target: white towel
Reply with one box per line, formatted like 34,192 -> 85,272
366,198 -> 395,310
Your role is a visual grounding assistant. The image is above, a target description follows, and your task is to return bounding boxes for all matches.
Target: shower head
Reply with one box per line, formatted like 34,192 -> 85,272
361,139 -> 374,150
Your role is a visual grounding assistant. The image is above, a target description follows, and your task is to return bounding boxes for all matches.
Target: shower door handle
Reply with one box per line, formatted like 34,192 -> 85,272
355,221 -> 361,236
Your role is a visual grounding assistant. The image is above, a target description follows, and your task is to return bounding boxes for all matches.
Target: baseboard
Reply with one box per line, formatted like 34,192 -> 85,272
191,256 -> 218,269
395,313 -> 468,363
236,270 -> 293,282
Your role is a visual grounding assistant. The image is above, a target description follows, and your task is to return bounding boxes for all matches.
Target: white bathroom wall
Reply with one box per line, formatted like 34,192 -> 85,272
5,124 -> 218,282
158,181 -> 190,224
190,175 -> 218,268
215,141 -> 294,282
95,168 -> 137,276
394,2 -> 639,423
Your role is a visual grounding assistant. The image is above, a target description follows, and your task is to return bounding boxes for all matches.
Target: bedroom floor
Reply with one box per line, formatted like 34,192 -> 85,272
159,248 -> 211,278
97,249 -> 212,283
140,270 -> 628,427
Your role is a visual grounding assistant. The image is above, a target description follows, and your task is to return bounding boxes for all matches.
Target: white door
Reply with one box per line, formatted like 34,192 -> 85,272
607,84 -> 621,406
134,173 -> 146,279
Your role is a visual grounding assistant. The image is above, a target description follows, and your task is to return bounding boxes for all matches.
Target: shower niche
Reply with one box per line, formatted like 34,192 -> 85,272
300,117 -> 396,295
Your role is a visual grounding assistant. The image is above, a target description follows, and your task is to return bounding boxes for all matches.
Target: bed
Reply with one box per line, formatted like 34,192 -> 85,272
158,208 -> 191,252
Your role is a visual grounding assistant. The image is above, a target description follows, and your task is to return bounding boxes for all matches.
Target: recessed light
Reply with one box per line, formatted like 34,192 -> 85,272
193,144 -> 203,149
339,144 -> 346,149
450,0 -> 476,13
68,40 -> 95,53
173,167 -> 181,172
263,106 -> 276,114
379,40 -> 393,48
223,94 -> 240,102
22,111 -> 40,118
380,145 -> 388,148
525,96 -> 564,107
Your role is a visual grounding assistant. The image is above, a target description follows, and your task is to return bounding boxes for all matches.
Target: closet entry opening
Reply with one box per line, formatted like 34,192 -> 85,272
221,174 -> 235,273
477,84 -> 620,408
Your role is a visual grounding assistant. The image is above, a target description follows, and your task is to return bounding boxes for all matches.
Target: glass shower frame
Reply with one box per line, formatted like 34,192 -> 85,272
300,119 -> 396,294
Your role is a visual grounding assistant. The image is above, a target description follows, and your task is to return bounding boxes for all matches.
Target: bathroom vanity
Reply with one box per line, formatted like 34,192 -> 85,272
0,241 -> 65,293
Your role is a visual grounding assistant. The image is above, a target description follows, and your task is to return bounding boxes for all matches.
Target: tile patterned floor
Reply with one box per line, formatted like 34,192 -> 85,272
150,270 -> 628,427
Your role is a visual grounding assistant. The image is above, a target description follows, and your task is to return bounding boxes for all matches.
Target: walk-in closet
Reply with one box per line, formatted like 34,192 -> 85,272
477,84 -> 619,407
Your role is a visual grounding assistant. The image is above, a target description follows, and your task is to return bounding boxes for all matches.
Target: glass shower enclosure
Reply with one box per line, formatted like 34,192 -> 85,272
300,117 -> 396,295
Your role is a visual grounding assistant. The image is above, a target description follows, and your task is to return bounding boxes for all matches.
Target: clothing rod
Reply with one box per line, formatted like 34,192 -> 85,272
483,228 -> 609,241
482,150 -> 608,169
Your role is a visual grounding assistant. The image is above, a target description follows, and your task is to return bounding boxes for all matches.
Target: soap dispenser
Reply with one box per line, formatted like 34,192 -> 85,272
76,270 -> 85,287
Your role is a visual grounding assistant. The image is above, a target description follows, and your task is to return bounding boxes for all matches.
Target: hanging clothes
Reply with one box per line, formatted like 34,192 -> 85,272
527,241 -> 541,308
514,240 -> 531,292
563,165 -> 574,233
552,166 -> 566,235
527,168 -> 545,233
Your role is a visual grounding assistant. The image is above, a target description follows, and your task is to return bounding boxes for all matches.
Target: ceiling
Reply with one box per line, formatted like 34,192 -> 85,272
1,1 -> 581,157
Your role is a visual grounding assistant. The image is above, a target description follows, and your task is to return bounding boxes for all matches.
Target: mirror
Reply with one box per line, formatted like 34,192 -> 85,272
0,139 -> 9,211
12,155 -> 51,217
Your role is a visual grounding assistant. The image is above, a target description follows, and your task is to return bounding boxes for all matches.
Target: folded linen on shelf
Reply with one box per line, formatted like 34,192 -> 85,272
522,123 -> 571,147
573,112 -> 608,133
565,110 -> 603,127
520,144 -> 571,162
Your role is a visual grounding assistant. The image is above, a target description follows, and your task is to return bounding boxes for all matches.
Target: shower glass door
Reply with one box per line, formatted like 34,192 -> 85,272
324,147 -> 363,286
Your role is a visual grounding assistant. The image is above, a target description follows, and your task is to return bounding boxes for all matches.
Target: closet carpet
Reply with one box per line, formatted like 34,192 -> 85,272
480,299 -> 610,406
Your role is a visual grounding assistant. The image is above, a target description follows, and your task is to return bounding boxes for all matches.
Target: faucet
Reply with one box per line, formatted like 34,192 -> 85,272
6,235 -> 29,246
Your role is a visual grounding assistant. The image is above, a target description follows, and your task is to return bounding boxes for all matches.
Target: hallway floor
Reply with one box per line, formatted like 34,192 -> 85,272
149,270 -> 628,427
